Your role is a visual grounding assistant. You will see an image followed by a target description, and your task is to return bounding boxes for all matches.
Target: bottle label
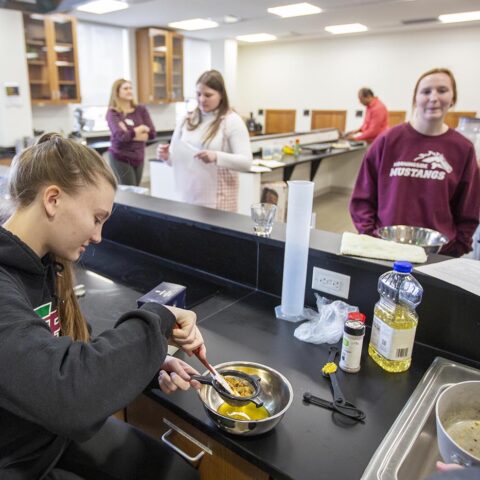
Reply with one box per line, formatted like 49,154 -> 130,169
371,315 -> 416,361
340,332 -> 364,371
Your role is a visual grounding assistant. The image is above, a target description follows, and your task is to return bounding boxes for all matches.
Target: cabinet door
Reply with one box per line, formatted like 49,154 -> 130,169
24,14 -> 54,104
150,29 -> 169,102
24,14 -> 80,105
170,33 -> 184,102
50,15 -> 81,103
127,394 -> 270,480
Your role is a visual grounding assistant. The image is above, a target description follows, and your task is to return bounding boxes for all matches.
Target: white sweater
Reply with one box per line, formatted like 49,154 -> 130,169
168,110 -> 253,211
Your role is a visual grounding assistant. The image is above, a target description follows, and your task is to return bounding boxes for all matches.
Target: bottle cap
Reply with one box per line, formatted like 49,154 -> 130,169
348,312 -> 366,323
393,261 -> 413,273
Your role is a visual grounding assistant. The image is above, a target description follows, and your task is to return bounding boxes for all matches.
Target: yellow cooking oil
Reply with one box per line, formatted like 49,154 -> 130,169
368,298 -> 418,373
217,402 -> 270,421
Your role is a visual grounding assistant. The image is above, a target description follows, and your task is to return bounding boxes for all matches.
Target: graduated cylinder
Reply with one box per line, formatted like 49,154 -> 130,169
276,180 -> 314,322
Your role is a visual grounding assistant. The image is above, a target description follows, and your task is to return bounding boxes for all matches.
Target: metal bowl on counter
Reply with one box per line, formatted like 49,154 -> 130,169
197,361 -> 293,436
436,381 -> 480,466
377,225 -> 449,254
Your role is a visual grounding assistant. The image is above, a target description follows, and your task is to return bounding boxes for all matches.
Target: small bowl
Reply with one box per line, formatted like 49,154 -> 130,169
197,361 -> 293,436
436,381 -> 480,466
191,370 -> 264,407
377,225 -> 449,254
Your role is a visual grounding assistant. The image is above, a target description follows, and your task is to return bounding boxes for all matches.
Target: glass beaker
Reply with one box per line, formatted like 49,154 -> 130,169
251,203 -> 277,237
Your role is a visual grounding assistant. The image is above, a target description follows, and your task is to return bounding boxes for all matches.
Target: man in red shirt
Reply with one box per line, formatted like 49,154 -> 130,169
346,88 -> 388,143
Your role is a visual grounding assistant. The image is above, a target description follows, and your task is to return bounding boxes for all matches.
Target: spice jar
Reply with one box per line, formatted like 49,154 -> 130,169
339,312 -> 366,373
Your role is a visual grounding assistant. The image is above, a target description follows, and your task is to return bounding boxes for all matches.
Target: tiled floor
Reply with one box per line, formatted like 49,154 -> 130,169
313,191 -> 356,234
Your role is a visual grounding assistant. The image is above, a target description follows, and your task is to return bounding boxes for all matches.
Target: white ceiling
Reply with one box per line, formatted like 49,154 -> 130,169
74,0 -> 480,42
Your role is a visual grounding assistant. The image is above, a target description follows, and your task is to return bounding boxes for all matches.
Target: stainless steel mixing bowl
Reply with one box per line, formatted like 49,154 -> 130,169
197,361 -> 293,436
436,381 -> 480,466
377,225 -> 449,254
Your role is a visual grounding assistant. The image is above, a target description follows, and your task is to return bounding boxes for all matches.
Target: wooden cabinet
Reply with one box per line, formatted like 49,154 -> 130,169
136,28 -> 184,104
265,109 -> 296,134
388,110 -> 406,127
23,13 -> 81,105
311,110 -> 347,131
127,393 -> 270,480
444,111 -> 476,129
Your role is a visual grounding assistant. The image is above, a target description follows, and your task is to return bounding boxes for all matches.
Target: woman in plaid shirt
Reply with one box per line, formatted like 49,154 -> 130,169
157,70 -> 252,212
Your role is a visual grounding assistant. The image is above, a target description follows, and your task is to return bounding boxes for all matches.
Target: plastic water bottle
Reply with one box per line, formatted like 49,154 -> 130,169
368,261 -> 423,373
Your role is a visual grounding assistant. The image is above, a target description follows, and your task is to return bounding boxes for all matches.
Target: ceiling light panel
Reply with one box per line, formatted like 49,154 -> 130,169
224,15 -> 240,24
325,23 -> 368,34
236,33 -> 277,43
268,2 -> 322,18
438,11 -> 480,24
168,18 -> 219,31
76,0 -> 128,14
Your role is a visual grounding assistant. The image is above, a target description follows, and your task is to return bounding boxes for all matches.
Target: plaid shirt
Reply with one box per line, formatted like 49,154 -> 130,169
216,168 -> 239,212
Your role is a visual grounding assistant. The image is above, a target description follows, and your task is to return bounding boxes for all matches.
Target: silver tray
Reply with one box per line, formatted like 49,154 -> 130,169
361,357 -> 480,480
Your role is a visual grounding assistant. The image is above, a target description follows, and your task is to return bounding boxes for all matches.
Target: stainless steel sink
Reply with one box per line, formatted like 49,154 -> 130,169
361,357 -> 480,480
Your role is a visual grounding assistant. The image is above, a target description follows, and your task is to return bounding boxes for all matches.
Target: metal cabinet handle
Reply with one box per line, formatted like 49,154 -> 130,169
160,418 -> 212,467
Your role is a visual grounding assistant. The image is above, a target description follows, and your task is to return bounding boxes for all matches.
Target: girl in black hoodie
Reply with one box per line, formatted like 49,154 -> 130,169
0,133 -> 204,479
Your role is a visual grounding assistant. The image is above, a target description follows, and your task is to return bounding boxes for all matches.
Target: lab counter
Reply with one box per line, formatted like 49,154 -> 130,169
77,261 -> 479,480
77,191 -> 480,479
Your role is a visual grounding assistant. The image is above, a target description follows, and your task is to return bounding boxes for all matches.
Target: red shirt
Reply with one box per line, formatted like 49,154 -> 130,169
350,123 -> 480,257
356,97 -> 388,143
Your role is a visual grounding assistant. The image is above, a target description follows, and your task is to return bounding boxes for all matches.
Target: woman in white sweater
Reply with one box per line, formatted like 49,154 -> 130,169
157,70 -> 252,212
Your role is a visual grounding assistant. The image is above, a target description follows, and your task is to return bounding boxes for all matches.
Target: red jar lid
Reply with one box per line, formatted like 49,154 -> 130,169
348,312 -> 366,323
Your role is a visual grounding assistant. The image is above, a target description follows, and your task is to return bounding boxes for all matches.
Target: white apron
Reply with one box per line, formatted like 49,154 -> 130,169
170,115 -> 229,209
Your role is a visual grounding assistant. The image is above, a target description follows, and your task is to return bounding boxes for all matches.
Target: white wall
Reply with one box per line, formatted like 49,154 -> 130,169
32,105 -> 75,134
211,39 -> 238,106
237,25 -> 480,132
0,10 -> 33,147
184,37 -> 211,100
77,22 -> 129,106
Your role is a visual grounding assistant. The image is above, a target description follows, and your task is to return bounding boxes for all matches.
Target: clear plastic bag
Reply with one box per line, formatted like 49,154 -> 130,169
294,293 -> 359,344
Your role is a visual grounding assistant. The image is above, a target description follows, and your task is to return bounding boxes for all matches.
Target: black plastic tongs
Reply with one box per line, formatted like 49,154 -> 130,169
304,346 -> 366,422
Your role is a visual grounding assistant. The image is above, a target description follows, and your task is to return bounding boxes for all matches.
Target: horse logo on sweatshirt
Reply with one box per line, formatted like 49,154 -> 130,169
389,150 -> 452,180
34,302 -> 61,337
413,151 -> 453,173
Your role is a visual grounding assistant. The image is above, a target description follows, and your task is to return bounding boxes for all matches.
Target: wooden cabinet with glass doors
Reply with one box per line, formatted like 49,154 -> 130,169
23,13 -> 81,105
136,28 -> 184,104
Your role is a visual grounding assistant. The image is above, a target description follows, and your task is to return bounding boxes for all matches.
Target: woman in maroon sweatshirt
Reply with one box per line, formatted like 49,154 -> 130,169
350,68 -> 480,257
106,79 -> 156,186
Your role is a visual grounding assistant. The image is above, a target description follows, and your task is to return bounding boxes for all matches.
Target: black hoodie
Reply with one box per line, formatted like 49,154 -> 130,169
0,227 -> 175,479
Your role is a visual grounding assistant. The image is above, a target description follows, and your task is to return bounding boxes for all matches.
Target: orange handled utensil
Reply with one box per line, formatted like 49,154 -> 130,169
194,348 -> 235,395
175,323 -> 234,395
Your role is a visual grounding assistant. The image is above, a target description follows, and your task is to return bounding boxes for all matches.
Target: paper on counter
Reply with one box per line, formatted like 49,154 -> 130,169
415,258 -> 480,296
250,165 -> 272,173
253,159 -> 286,168
340,232 -> 427,263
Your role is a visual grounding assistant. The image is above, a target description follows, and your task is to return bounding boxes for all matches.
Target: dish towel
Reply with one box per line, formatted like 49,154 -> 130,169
340,232 -> 427,264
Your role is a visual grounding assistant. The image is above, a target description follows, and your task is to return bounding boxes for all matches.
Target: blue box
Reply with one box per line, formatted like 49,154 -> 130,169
137,282 -> 186,309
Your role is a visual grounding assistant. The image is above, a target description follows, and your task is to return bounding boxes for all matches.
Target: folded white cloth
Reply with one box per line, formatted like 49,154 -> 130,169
340,232 -> 427,263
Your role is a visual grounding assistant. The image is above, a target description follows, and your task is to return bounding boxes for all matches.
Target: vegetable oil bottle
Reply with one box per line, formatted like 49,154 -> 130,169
368,261 -> 423,373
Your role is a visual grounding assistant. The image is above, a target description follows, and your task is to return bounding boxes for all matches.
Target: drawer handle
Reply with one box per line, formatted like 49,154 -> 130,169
161,418 -> 212,467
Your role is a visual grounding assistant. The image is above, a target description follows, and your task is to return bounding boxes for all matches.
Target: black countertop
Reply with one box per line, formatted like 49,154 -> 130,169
74,189 -> 480,479
144,291 -> 480,480
76,264 -> 479,480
